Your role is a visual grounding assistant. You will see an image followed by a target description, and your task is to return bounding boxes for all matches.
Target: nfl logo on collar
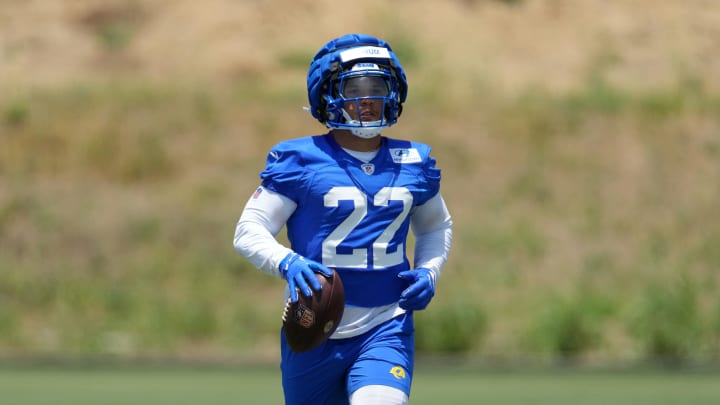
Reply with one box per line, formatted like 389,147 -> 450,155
361,163 -> 375,175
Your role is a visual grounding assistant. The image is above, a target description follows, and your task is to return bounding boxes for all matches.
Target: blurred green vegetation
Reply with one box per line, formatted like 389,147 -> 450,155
3,365 -> 720,405
1,45 -> 719,366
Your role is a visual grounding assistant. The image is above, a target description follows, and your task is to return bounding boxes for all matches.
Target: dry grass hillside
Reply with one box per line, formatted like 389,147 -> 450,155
3,0 -> 720,90
1,0 -> 720,364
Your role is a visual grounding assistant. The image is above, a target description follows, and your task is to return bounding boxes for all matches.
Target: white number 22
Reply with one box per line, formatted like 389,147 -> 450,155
322,186 -> 412,269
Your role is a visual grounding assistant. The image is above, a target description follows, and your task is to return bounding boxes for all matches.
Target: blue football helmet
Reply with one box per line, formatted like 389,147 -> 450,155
307,34 -> 408,138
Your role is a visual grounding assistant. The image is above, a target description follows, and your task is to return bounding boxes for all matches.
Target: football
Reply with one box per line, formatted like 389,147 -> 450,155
282,269 -> 345,353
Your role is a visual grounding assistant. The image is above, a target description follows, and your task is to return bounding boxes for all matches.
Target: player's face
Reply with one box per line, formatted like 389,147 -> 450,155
341,76 -> 388,122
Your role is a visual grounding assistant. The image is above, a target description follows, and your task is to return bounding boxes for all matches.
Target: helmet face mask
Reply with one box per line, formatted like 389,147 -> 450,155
325,63 -> 397,138
306,34 -> 408,138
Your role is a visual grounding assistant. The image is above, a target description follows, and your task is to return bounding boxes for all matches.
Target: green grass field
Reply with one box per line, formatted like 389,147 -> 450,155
1,364 -> 719,405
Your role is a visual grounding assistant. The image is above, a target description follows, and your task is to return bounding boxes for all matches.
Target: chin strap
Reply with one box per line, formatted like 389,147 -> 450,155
340,109 -> 384,138
350,127 -> 383,138
307,105 -> 385,139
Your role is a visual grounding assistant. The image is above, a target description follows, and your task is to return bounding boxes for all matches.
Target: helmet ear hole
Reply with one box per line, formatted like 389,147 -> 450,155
383,100 -> 402,120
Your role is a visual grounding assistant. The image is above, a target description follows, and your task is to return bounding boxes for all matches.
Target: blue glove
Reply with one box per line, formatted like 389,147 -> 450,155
398,268 -> 437,311
279,253 -> 333,303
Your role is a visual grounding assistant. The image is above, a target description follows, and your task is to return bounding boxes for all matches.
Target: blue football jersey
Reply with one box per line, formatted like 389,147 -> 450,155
260,133 -> 441,307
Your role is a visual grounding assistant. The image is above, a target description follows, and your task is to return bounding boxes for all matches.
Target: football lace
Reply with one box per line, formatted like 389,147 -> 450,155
281,297 -> 291,322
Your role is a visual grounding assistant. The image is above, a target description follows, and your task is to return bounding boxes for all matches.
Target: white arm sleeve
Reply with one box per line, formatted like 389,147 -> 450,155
410,192 -> 453,278
233,187 -> 297,278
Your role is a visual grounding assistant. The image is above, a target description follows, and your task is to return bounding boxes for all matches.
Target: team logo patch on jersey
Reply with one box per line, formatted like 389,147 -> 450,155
389,366 -> 407,379
361,163 -> 375,175
389,148 -> 421,164
294,304 -> 315,328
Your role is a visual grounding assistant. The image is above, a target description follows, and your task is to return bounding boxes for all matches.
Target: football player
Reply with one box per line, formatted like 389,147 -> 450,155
233,33 -> 453,405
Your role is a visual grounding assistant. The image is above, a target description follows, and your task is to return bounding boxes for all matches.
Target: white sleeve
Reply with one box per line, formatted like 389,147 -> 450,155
410,192 -> 453,278
233,187 -> 296,277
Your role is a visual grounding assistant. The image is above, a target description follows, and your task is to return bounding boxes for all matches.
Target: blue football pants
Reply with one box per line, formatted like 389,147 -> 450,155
280,313 -> 414,405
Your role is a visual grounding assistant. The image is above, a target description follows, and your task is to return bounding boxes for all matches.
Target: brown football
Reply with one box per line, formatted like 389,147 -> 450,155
282,269 -> 345,353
